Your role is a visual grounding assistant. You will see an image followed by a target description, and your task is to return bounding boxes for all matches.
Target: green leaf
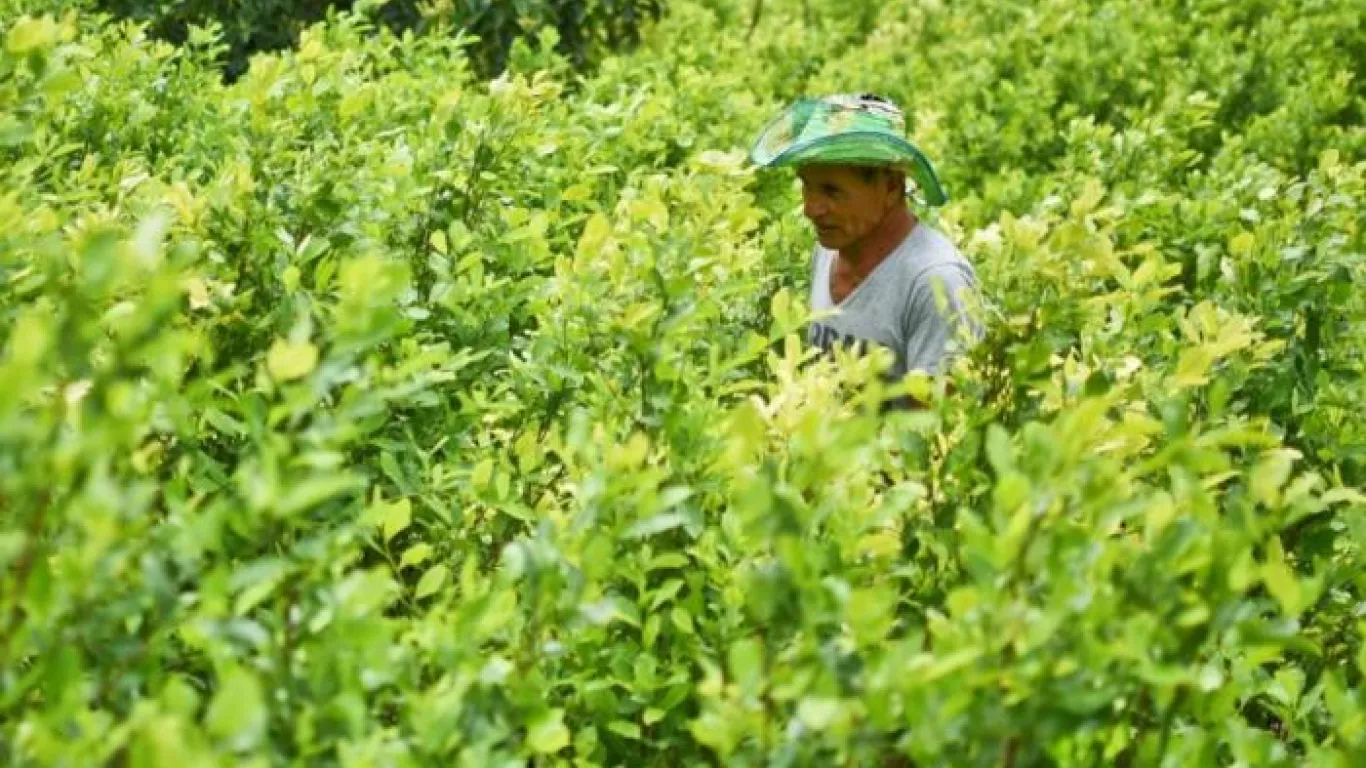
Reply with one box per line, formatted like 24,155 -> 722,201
649,578 -> 684,610
203,408 -> 247,438
624,512 -> 689,540
527,709 -> 571,754
231,558 -> 288,616
1322,487 -> 1366,506
647,552 -> 690,571
728,638 -> 764,694
1173,345 -> 1213,388
1251,449 -> 1297,507
797,697 -> 843,731
276,473 -> 362,518
380,451 -> 407,491
380,497 -> 412,543
985,424 -> 1014,473
0,531 -> 27,570
607,719 -> 641,739
399,543 -> 433,570
206,667 -> 267,751
656,485 -> 694,511
846,586 -> 896,645
992,471 -> 1031,515
415,564 -> 449,599
670,605 -> 695,634
471,458 -> 494,491
0,117 -> 33,147
1262,539 -> 1303,617
769,286 -> 794,333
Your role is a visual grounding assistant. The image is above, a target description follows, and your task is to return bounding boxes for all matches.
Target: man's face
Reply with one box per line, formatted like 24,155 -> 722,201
798,164 -> 902,251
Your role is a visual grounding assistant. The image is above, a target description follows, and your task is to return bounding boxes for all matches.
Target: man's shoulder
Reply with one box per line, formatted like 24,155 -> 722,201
897,222 -> 975,283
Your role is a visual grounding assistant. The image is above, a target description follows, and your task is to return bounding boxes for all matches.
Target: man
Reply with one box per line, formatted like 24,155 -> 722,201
750,93 -> 981,408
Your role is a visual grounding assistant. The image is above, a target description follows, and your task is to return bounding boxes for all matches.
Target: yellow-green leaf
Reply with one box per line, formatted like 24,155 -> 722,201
528,709 -> 571,753
797,697 -> 843,731
399,543 -> 433,570
576,212 -> 612,257
471,458 -> 494,491
561,183 -> 594,202
6,16 -> 58,56
267,338 -> 318,381
429,229 -> 448,255
415,564 -> 448,599
1172,345 -> 1213,388
671,605 -> 695,634
380,497 -> 411,543
1262,538 -> 1302,616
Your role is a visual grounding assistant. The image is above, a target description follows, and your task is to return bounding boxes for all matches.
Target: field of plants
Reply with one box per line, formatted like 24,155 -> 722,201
1,0 -> 1363,765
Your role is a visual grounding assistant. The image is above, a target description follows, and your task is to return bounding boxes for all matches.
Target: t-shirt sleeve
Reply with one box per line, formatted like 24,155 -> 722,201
901,263 -> 981,374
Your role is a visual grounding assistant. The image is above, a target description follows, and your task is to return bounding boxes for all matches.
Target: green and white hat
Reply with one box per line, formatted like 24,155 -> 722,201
749,93 -> 949,206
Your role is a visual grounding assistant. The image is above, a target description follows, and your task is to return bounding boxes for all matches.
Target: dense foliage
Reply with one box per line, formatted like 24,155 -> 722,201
1,0 -> 1363,765
80,0 -> 664,79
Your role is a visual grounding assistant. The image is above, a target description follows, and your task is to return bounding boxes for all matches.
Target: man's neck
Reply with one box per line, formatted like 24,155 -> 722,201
839,206 -> 918,278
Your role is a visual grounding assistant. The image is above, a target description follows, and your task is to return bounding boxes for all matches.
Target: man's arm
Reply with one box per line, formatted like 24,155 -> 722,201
880,265 -> 978,412
901,263 -> 980,375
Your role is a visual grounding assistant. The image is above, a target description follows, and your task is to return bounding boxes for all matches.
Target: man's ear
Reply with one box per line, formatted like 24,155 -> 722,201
883,169 -> 906,209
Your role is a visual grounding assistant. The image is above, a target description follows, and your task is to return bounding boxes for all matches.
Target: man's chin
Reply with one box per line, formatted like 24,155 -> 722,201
815,230 -> 844,249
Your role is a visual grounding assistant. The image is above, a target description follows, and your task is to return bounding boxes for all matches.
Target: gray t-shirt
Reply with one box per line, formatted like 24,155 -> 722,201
807,221 -> 980,379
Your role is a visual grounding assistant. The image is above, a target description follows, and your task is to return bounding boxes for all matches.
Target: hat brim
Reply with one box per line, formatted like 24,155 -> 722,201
750,112 -> 949,206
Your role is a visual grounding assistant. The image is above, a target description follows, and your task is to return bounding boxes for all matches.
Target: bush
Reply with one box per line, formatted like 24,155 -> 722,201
1,1 -> 1362,765
87,0 -> 665,79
